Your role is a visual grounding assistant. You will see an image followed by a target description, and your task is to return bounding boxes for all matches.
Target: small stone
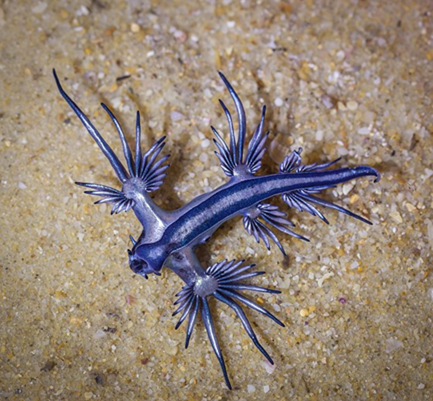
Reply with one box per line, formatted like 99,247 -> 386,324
405,203 -> 416,213
173,30 -> 187,43
424,168 -> 433,180
342,183 -> 354,195
389,211 -> 403,224
130,23 -> 140,33
201,139 -> 211,148
337,101 -> 347,111
274,97 -> 283,107
321,94 -> 334,109
94,329 -> 106,339
358,126 -> 370,135
245,246 -> 255,255
78,5 -> 89,16
317,272 -> 334,287
417,383 -> 425,390
199,153 -> 208,163
247,384 -> 255,393
84,392 -> 93,400
203,88 -> 212,98
336,50 -> 345,61
171,111 -> 184,121
346,100 -> 358,111
350,194 -> 360,204
263,385 -> 270,393
300,309 -> 309,317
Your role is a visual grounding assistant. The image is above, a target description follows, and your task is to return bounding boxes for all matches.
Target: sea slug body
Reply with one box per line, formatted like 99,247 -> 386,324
54,69 -> 380,389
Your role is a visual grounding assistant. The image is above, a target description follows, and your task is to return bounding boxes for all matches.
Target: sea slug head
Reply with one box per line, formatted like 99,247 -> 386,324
127,242 -> 168,279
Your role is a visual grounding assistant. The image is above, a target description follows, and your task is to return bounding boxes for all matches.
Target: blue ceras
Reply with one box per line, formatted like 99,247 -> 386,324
53,69 -> 380,389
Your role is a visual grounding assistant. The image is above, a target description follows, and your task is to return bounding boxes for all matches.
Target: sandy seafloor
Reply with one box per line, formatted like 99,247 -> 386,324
1,1 -> 432,400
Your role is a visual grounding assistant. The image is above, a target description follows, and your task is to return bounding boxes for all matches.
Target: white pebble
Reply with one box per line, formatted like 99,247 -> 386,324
274,97 -> 283,107
131,23 -> 140,33
342,182 -> 354,195
346,100 -> 358,111
79,5 -> 90,16
263,385 -> 270,393
171,111 -> 184,121
336,50 -> 345,61
317,272 -> 334,288
203,88 -> 212,98
199,153 -> 208,163
321,95 -> 334,109
173,30 -> 186,42
201,139 -> 211,148
358,126 -> 370,135
93,329 -> 107,339
423,168 -> 433,180
337,147 -> 349,156
18,182 -> 27,189
247,385 -> 255,393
